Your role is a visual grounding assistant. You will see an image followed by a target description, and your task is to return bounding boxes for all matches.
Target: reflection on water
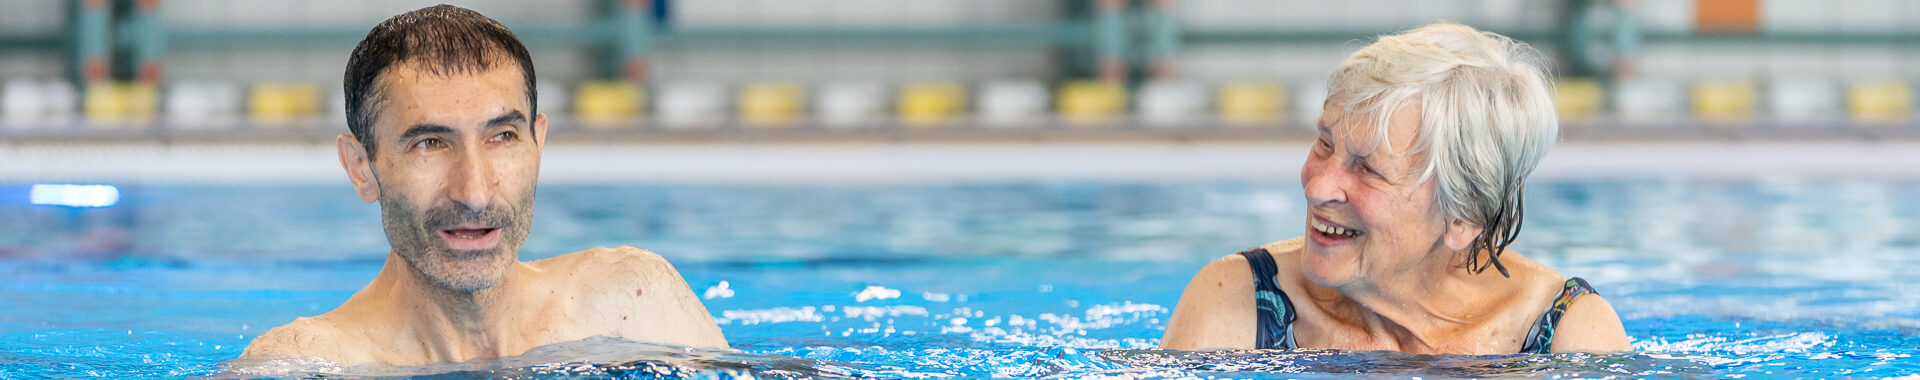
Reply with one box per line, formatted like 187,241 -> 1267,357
2,179 -> 1919,377
1100,349 -> 1714,378
219,337 -> 1718,379
216,337 -> 842,379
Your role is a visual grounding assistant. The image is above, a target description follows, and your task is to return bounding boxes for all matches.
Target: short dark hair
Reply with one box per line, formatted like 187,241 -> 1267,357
344,4 -> 537,158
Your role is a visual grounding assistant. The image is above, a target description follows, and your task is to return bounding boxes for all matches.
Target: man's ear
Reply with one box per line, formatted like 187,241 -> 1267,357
336,134 -> 380,203
1443,218 -> 1484,252
532,112 -> 548,149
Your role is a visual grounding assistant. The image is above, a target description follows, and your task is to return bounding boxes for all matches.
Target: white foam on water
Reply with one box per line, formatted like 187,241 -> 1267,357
715,306 -> 824,325
854,285 -> 901,302
701,281 -> 734,299
841,305 -> 928,320
1634,331 -> 1837,368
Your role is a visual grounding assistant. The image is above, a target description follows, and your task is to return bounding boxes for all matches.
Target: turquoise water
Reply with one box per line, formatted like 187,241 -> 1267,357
2,180 -> 1918,378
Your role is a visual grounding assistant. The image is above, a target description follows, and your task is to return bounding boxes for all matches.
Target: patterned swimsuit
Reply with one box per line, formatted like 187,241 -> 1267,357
1238,248 -> 1597,353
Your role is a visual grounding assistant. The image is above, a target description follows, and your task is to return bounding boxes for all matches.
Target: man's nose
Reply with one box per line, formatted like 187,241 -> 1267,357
446,147 -> 493,210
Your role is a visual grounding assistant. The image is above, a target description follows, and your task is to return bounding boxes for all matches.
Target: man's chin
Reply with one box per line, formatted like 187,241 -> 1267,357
421,248 -> 512,292
445,247 -> 502,261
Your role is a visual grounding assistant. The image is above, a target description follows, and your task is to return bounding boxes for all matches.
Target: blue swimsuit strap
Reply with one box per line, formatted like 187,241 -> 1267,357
1519,277 -> 1598,354
1238,248 -> 1298,350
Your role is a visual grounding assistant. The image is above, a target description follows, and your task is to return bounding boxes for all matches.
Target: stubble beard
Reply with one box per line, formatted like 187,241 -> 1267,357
379,188 -> 535,293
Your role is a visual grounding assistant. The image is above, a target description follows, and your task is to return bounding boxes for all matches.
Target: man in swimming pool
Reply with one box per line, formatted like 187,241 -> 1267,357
239,5 -> 727,366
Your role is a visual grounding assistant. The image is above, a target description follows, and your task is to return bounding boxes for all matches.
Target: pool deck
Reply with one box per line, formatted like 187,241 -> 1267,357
6,137 -> 1920,184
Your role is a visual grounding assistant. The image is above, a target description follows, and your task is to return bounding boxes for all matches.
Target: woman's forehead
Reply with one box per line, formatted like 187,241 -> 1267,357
1319,103 -> 1424,157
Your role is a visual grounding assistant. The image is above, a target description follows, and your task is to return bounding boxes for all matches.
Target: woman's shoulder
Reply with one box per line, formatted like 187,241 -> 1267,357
1506,252 -> 1631,353
1159,243 -> 1276,349
1191,238 -> 1303,281
1253,238 -> 1307,286
1185,250 -> 1259,301
1258,238 -> 1306,257
1544,288 -> 1630,352
1203,238 -> 1307,290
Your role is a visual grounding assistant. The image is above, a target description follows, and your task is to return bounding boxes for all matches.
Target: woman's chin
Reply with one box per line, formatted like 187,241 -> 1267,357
1298,250 -> 1357,288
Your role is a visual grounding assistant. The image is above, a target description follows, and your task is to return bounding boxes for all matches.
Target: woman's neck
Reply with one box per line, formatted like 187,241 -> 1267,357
1311,249 -> 1525,353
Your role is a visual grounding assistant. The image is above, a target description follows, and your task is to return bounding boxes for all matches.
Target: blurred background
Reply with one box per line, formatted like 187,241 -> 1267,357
5,2 -> 1920,377
2,0 -> 1917,147
2,0 -> 1920,184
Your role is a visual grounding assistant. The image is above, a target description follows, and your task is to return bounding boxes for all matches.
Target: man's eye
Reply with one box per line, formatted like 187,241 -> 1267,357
413,138 -> 446,150
491,131 -> 517,142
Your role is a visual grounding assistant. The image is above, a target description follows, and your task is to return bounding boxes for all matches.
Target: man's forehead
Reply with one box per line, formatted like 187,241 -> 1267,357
374,59 -> 525,95
370,61 -> 528,129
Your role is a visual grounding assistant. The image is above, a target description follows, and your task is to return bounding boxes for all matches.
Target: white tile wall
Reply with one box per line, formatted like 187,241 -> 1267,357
678,0 -> 1055,26
1637,0 -> 1695,33
0,54 -> 63,80
1763,0 -> 1831,32
0,0 -> 64,34
161,0 -> 589,28
1832,0 -> 1908,33
1176,44 -> 1352,83
1177,0 -> 1554,31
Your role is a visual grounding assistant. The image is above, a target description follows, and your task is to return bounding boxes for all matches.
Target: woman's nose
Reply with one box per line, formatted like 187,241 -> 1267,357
1301,160 -> 1349,206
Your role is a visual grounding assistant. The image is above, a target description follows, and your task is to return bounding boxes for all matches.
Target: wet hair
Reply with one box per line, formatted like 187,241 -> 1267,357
1323,23 -> 1559,277
343,4 -> 536,158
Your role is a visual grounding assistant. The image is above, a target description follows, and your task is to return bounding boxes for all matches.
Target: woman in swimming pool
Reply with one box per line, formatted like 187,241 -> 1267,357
1160,23 -> 1628,354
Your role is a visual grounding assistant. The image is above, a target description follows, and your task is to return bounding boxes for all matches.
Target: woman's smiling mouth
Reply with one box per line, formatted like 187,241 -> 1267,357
1308,216 -> 1364,246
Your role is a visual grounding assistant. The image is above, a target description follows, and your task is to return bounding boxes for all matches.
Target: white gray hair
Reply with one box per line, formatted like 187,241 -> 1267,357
1324,22 -> 1559,277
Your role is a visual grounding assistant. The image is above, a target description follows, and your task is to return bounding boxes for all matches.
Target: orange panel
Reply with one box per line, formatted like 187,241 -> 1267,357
1696,0 -> 1760,32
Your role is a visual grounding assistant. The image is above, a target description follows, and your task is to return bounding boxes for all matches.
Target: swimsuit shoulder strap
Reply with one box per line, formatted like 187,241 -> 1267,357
1238,247 -> 1299,350
1519,277 -> 1599,354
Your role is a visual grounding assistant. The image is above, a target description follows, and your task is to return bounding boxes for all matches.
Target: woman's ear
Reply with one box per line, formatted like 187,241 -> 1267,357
336,134 -> 381,203
1444,218 -> 1483,252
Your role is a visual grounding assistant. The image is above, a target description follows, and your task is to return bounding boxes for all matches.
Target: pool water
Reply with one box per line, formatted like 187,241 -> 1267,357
3,180 -> 1918,378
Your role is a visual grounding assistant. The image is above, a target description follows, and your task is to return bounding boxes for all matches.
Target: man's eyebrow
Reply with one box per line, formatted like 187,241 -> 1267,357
485,110 -> 527,129
396,124 -> 455,144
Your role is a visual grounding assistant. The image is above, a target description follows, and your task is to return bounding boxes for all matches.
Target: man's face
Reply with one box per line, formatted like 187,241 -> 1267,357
343,61 -> 546,292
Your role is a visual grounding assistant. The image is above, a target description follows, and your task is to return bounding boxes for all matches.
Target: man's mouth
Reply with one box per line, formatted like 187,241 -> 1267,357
436,225 -> 503,251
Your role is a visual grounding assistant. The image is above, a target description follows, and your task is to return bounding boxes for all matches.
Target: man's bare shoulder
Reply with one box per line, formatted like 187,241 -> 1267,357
537,246 -> 728,348
240,316 -> 362,364
537,246 -> 679,286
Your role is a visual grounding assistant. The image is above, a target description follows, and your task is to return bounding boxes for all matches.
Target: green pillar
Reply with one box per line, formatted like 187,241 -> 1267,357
1142,0 -> 1180,80
71,0 -> 111,84
1093,0 -> 1129,83
1611,5 -> 1640,81
612,0 -> 654,82
122,0 -> 166,83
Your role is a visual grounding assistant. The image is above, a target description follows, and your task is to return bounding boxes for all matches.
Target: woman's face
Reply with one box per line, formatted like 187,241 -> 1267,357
1298,103 -> 1461,290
